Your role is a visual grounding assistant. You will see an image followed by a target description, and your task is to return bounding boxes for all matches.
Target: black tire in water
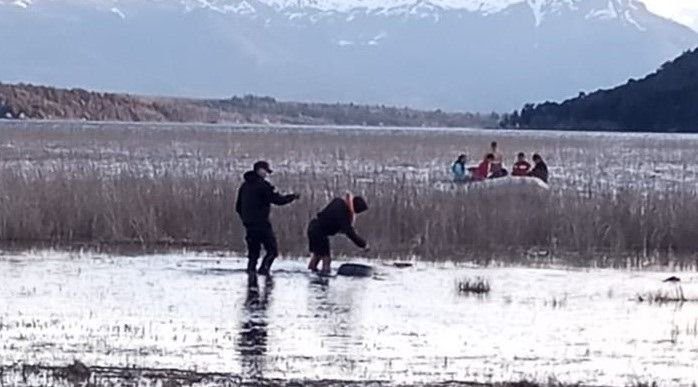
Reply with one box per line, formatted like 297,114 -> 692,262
337,263 -> 374,277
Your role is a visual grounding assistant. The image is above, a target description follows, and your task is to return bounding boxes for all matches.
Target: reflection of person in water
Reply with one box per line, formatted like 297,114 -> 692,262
306,279 -> 360,352
237,274 -> 274,381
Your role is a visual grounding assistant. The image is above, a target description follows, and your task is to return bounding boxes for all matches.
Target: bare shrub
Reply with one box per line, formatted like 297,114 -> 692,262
636,287 -> 693,304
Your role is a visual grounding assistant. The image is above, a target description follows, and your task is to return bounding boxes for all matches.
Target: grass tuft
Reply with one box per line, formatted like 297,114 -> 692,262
636,286 -> 694,304
457,277 -> 491,295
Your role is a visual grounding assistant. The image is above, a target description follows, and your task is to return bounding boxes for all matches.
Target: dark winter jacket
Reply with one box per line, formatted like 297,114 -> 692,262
314,198 -> 367,248
528,161 -> 549,183
235,171 -> 296,228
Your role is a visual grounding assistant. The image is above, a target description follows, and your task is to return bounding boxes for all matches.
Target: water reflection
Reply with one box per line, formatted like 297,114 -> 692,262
307,277 -> 363,355
237,273 -> 274,381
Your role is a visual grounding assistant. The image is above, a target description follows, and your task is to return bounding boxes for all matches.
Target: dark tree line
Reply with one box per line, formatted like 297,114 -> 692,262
501,48 -> 698,133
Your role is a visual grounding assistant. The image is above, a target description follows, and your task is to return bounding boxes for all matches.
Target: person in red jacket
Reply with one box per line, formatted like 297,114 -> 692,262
472,153 -> 494,181
512,152 -> 531,176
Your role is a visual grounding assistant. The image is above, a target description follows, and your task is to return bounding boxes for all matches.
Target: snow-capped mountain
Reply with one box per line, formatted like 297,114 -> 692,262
176,0 -> 643,23
1,0 -> 696,111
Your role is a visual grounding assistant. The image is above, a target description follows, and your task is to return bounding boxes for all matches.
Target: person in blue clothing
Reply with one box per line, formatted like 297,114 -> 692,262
451,154 -> 471,183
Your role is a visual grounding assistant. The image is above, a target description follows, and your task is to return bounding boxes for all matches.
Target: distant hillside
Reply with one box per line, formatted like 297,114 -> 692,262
1,0 -> 696,111
502,48 -> 698,133
0,83 -> 498,127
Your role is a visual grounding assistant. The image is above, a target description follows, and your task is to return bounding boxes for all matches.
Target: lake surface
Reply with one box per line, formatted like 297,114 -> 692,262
1,251 -> 697,385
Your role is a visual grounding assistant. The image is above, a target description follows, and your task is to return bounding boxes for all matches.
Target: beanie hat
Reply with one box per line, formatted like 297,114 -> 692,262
352,196 -> 368,214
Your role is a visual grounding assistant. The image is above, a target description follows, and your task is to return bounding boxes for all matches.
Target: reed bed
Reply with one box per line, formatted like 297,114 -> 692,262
1,122 -> 698,266
1,166 -> 697,266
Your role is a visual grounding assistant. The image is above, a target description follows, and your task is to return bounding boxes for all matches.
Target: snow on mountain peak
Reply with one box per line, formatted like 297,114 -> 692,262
176,0 -> 648,24
259,0 -> 520,13
0,0 -> 652,30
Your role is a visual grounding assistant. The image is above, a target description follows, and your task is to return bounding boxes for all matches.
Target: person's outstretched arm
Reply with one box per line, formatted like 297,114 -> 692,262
271,191 -> 297,206
343,225 -> 367,248
266,183 -> 298,206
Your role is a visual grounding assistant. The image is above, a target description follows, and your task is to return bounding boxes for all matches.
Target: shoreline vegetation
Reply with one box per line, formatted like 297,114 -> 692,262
1,123 -> 697,268
0,82 -> 499,128
1,169 -> 697,268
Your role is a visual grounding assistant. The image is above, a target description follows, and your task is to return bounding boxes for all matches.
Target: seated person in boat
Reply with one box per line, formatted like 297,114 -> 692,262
472,153 -> 494,181
489,162 -> 508,179
528,153 -> 549,183
512,152 -> 532,176
490,141 -> 503,170
451,154 -> 472,183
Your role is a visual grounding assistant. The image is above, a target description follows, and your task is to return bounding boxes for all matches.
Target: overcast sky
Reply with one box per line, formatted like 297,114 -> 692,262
643,0 -> 698,31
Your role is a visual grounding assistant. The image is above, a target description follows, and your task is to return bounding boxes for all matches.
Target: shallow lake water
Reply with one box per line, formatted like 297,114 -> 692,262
1,251 -> 697,385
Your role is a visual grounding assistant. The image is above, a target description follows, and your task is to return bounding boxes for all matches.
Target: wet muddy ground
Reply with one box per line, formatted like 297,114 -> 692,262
1,251 -> 696,386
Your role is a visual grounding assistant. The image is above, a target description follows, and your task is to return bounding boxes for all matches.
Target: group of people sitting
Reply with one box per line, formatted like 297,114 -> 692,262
451,141 -> 549,184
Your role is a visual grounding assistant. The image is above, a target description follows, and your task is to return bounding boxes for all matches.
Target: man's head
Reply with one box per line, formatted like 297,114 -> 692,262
485,153 -> 495,161
517,152 -> 526,161
457,154 -> 467,163
253,161 -> 272,178
532,154 -> 542,163
490,141 -> 498,150
353,196 -> 369,214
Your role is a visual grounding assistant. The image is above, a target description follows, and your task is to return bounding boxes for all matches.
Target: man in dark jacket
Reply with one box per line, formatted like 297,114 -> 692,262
236,161 -> 299,275
307,194 -> 369,275
528,154 -> 549,183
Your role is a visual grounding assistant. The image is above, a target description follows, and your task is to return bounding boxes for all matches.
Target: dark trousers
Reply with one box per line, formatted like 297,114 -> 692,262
245,226 -> 279,273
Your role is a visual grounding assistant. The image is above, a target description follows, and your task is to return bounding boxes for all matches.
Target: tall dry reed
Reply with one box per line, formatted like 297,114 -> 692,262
1,168 -> 697,267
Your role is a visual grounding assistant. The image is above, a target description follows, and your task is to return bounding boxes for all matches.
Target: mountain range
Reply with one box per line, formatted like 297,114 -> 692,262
1,0 -> 696,111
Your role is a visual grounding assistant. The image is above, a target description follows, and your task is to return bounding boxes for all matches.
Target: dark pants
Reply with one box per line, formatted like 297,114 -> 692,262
307,219 -> 332,273
307,219 -> 331,257
245,226 -> 278,274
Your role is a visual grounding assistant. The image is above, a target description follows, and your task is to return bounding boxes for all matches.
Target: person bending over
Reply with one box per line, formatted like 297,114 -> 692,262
307,194 -> 369,275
